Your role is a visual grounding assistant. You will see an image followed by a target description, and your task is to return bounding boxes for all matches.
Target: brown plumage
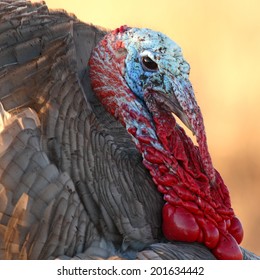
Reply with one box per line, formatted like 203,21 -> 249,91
0,0 -> 258,260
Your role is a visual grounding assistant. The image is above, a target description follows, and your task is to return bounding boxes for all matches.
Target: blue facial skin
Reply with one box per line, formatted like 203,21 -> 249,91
121,28 -> 190,101
124,45 -> 154,100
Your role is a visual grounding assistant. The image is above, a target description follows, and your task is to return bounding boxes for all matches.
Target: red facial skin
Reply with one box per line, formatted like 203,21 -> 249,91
89,27 -> 244,259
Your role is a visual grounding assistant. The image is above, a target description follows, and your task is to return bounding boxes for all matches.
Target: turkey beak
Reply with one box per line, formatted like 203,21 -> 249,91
163,91 -> 195,134
167,78 -> 199,136
144,77 -> 198,135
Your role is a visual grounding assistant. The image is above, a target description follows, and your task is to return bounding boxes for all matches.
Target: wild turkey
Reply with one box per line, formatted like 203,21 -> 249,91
0,0 -> 258,260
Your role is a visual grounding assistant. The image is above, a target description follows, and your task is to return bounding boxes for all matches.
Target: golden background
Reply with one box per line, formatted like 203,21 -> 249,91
39,0 -> 260,255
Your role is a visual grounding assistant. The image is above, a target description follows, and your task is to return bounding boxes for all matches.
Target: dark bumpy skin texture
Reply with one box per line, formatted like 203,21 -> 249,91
89,26 -> 244,259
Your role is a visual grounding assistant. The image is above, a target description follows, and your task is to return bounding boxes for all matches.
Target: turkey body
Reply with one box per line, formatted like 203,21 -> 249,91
0,0 -> 258,260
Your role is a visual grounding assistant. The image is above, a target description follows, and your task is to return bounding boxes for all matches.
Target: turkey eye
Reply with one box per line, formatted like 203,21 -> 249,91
141,56 -> 158,71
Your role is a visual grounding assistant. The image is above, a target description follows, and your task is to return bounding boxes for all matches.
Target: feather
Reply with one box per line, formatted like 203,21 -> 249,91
0,0 -> 258,260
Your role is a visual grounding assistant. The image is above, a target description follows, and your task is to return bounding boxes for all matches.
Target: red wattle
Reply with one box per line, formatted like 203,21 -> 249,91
162,203 -> 199,242
212,233 -> 243,260
229,216 -> 244,244
196,216 -> 219,249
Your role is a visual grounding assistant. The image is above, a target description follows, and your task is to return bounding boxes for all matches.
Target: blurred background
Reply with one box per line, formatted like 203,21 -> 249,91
40,0 -> 260,255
